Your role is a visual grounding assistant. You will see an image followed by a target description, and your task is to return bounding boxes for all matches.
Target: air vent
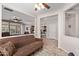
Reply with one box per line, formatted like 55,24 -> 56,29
4,7 -> 13,12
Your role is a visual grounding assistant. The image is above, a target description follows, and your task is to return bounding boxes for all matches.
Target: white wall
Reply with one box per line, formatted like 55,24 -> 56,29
41,15 -> 58,40
78,13 -> 79,37
59,4 -> 79,56
65,13 -> 79,37
47,23 -> 57,39
58,12 -> 65,49
35,16 -> 41,38
65,13 -> 76,36
0,4 -> 2,38
61,36 -> 79,55
58,12 -> 79,56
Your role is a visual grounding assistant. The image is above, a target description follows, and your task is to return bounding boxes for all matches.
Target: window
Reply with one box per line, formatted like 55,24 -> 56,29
65,4 -> 79,38
2,21 -> 21,36
2,22 -> 9,32
10,23 -> 21,35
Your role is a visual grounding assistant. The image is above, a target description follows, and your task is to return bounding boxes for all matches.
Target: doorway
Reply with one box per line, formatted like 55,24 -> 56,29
40,15 -> 58,40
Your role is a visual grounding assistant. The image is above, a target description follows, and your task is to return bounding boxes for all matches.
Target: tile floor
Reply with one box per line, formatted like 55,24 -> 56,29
33,38 -> 68,56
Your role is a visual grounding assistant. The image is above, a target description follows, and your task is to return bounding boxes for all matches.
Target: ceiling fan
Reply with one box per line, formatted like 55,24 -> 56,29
12,16 -> 22,22
35,3 -> 50,11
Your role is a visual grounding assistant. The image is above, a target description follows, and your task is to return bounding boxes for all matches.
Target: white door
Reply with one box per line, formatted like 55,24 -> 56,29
47,24 -> 57,39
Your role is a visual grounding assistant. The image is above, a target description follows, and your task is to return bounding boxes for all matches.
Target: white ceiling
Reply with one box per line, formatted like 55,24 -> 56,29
66,4 -> 79,12
41,15 -> 58,23
2,3 -> 69,17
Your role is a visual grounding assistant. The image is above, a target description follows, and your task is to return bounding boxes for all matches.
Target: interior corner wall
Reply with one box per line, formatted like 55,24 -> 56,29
57,4 -> 79,56
65,14 -> 76,36
21,24 -> 25,34
58,12 -> 79,56
61,13 -> 79,55
58,12 -> 65,48
34,16 -> 41,38
0,4 -> 2,39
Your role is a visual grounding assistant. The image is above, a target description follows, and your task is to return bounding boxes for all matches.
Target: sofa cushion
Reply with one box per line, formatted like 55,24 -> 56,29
13,41 -> 43,56
0,39 -> 7,45
0,41 -> 16,56
0,35 -> 36,48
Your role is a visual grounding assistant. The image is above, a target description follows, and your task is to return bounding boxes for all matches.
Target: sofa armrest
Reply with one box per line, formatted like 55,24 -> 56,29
35,38 -> 43,41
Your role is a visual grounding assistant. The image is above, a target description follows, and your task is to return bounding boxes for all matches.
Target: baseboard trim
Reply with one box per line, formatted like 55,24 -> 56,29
58,47 -> 68,54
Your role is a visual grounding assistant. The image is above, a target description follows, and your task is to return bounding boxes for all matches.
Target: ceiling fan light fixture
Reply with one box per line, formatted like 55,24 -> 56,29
34,3 -> 50,11
12,16 -> 21,22
35,4 -> 41,10
35,4 -> 38,8
42,3 -> 50,9
39,3 -> 45,9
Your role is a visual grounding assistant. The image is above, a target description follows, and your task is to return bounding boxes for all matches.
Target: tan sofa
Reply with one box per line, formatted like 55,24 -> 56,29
0,35 -> 43,56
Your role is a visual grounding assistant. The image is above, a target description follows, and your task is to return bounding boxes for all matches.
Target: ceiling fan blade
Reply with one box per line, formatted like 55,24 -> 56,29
42,3 -> 50,9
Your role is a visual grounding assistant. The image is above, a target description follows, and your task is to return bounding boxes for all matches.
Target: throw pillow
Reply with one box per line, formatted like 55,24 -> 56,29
0,41 -> 16,56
